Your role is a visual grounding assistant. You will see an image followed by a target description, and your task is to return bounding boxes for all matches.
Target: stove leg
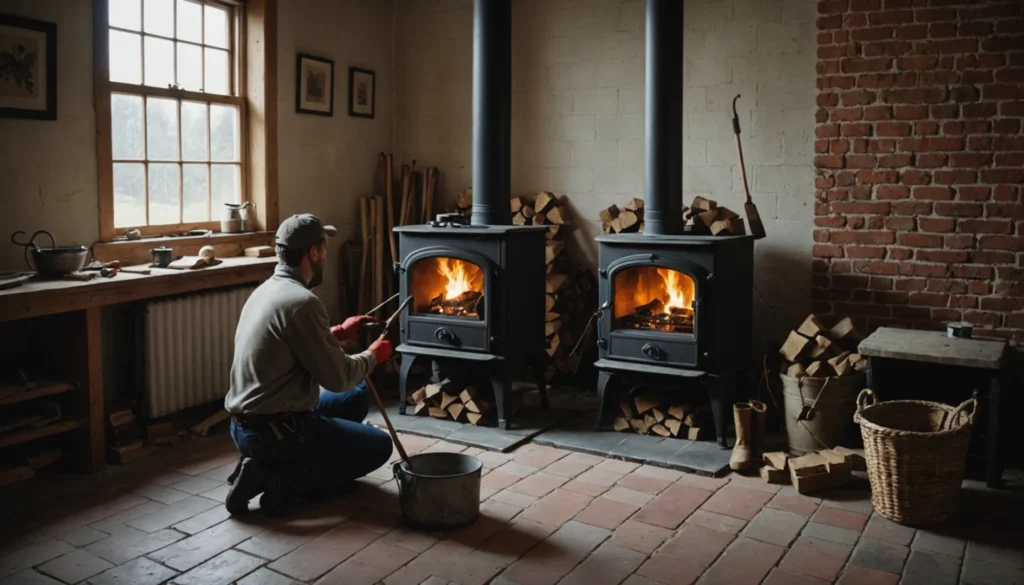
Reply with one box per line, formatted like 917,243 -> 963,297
595,370 -> 612,431
491,371 -> 512,430
534,359 -> 549,410
708,376 -> 730,449
398,354 -> 417,416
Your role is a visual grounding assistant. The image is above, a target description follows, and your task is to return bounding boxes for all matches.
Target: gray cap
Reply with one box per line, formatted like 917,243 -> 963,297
275,214 -> 337,250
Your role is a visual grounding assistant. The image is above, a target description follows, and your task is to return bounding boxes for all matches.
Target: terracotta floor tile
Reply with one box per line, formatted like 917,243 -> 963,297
171,549 -> 264,585
133,485 -> 192,505
85,527 -> 184,565
499,521 -> 609,585
507,472 -> 568,498
779,536 -> 853,581
835,565 -> 900,585
316,541 -> 418,585
697,536 -> 786,585
149,517 -> 268,571
481,470 -> 521,491
489,489 -> 540,508
676,473 -> 730,492
268,522 -> 380,581
514,446 -> 569,469
377,527 -> 439,554
236,568 -> 302,585
0,539 -> 75,577
637,553 -> 704,585
849,538 -> 910,575
603,486 -> 654,507
741,508 -> 808,548
2,570 -> 63,584
168,476 -> 225,496
517,488 -> 593,527
85,557 -> 178,585
768,493 -> 821,517
558,542 -> 646,585
633,464 -> 684,482
659,524 -> 735,562
495,462 -> 540,478
617,473 -> 672,495
594,459 -> 640,475
633,483 -> 713,530
543,457 -> 594,479
574,497 -> 639,530
700,485 -> 775,521
125,495 -> 220,533
863,513 -> 916,546
172,506 -> 231,535
575,468 -> 626,487
57,525 -> 108,548
610,520 -> 674,554
562,479 -> 611,497
762,567 -> 831,585
623,575 -> 664,585
37,549 -> 113,584
812,506 -> 870,532
684,510 -> 747,535
474,518 -> 555,566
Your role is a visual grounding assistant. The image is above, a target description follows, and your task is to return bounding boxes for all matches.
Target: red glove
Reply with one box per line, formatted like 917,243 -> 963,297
330,315 -> 374,341
369,339 -> 393,363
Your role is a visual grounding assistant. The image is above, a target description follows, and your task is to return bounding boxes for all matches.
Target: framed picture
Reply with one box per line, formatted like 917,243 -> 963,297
0,14 -> 57,120
296,53 -> 334,116
348,67 -> 375,119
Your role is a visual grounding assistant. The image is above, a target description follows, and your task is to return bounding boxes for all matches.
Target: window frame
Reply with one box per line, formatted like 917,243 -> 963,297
94,0 -> 250,240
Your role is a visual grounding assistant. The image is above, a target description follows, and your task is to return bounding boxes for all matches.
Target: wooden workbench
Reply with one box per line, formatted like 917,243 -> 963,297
0,257 -> 276,473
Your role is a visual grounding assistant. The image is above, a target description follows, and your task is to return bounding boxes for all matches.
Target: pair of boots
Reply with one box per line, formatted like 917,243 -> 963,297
729,400 -> 767,471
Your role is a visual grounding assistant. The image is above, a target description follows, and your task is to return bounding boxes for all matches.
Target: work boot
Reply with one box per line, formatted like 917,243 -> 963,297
225,457 -> 267,515
729,403 -> 755,471
749,400 -> 768,458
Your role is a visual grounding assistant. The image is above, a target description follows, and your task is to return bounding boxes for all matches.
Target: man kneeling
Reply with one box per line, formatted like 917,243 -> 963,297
224,214 -> 393,515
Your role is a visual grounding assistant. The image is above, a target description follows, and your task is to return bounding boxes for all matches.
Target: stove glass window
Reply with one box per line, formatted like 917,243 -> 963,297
409,256 -> 485,319
613,267 -> 695,334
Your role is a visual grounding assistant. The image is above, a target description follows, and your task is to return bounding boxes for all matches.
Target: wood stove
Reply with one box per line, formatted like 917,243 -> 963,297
394,0 -> 548,429
593,0 -> 755,447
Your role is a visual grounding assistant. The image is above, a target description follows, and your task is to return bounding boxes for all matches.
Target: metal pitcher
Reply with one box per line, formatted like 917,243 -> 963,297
222,202 -> 257,233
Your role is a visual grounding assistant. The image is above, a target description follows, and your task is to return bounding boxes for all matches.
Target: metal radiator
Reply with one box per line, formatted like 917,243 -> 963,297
143,286 -> 256,418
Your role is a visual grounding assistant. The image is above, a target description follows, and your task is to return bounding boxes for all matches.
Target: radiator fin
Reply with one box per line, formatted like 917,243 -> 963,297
144,286 -> 255,418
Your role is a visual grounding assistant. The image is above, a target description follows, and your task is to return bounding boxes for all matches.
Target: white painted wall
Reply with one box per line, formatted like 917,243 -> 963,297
393,0 -> 817,341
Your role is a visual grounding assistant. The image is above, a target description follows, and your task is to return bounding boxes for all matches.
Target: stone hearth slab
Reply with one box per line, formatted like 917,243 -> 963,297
533,417 -> 731,477
365,405 -> 575,453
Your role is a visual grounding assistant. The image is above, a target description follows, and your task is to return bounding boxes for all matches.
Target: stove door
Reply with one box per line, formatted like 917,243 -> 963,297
401,247 -> 493,353
601,253 -> 708,369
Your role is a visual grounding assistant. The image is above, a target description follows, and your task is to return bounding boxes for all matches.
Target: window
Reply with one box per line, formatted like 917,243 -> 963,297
99,0 -> 246,236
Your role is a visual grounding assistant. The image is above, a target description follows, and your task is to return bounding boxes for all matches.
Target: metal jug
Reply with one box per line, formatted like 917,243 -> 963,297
222,202 -> 256,233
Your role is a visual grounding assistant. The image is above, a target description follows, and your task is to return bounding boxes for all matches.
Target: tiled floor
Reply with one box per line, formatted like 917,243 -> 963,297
2,434 -> 1022,585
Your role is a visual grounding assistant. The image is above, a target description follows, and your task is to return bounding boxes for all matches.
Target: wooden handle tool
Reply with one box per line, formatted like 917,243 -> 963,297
363,295 -> 414,467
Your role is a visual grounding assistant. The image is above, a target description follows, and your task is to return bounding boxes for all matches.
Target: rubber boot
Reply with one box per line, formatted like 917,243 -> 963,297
749,400 -> 768,459
225,457 -> 267,515
729,403 -> 754,471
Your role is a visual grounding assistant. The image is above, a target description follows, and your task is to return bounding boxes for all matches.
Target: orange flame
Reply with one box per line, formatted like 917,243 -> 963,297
657,268 -> 692,312
436,258 -> 482,300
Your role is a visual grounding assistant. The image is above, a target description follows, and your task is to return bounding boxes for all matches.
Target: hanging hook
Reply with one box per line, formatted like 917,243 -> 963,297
732,94 -> 742,135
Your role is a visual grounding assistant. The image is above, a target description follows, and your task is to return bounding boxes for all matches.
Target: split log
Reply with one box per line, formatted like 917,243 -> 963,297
546,334 -> 561,357
780,331 -> 812,362
668,404 -> 688,420
619,400 -> 635,419
634,395 -> 660,415
408,388 -> 426,405
624,197 -> 644,212
630,418 -> 649,434
696,209 -> 719,228
828,351 -> 852,376
457,188 -> 473,210
786,362 -> 807,378
546,312 -> 561,322
760,465 -> 788,484
512,213 -> 527,226
644,414 -> 658,429
710,217 -> 745,236
522,205 -> 536,219
429,407 -> 449,419
448,403 -> 465,421
617,210 -> 641,232
546,206 -> 567,225
425,383 -> 443,399
832,446 -> 867,471
459,387 -> 477,404
764,452 -> 790,471
613,417 -> 631,432
545,241 -> 565,264
805,360 -> 834,378
545,319 -> 561,337
466,412 -> 486,426
535,191 -> 556,213
599,205 -> 620,233
691,196 -> 716,211
829,317 -> 860,349
546,274 -> 569,293
789,453 -> 829,478
510,196 -> 525,213
652,408 -> 666,423
532,213 -> 547,225
665,419 -> 682,437
716,206 -> 739,221
545,294 -> 556,312
687,426 -> 704,440
798,314 -> 829,338
465,399 -> 493,415
440,393 -> 459,410
414,402 -> 429,416
651,424 -> 671,437
808,334 -> 835,359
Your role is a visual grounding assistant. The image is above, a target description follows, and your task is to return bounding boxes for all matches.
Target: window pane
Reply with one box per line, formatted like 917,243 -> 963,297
181,101 -> 208,161
176,0 -> 203,43
177,42 -> 203,91
183,164 -> 209,222
149,163 -> 180,225
110,31 -> 142,84
211,164 -> 240,211
146,97 -> 179,161
111,94 -> 145,160
144,36 -> 174,88
143,0 -> 174,37
205,4 -> 229,48
113,163 -> 146,227
204,48 -> 230,95
210,104 -> 238,162
110,0 -> 141,31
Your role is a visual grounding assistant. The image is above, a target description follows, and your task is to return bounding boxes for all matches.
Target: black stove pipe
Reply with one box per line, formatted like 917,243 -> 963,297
471,0 -> 512,226
643,0 -> 684,236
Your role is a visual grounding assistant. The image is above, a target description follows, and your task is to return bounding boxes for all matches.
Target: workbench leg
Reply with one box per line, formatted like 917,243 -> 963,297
865,357 -> 875,391
986,376 -> 1002,488
70,307 -> 105,473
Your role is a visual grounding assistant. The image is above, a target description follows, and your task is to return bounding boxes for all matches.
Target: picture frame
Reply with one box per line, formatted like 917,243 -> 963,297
296,53 -> 334,116
0,14 -> 57,120
348,67 -> 375,119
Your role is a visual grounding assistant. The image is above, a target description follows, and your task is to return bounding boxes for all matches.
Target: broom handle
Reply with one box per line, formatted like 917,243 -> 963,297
363,376 -> 410,464
735,136 -> 752,205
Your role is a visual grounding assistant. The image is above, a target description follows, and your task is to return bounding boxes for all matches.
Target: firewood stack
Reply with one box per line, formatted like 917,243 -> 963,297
779,314 -> 866,378
599,195 -> 746,236
456,190 -> 595,383
760,447 -> 866,494
612,394 -> 711,440
406,379 -> 538,426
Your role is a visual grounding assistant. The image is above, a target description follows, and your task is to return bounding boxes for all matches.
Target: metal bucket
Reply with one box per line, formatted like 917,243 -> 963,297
782,373 -> 865,456
393,452 -> 482,530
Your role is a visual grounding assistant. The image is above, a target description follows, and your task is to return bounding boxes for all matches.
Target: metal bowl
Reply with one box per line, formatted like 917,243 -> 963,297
30,246 -> 89,278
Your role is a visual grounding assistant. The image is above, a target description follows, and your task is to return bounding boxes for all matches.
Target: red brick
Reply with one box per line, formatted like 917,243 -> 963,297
509,472 -> 569,498
916,38 -> 978,54
929,22 -> 957,38
949,152 -> 992,167
913,186 -> 954,200
898,137 -> 964,151
812,507 -> 869,531
914,121 -> 940,135
952,265 -> 991,279
948,85 -> 980,102
885,217 -> 914,230
987,203 -> 1024,220
945,235 -> 975,250
877,154 -> 911,168
994,185 -> 1018,202
833,274 -> 870,289
983,35 -> 1024,53
984,84 -> 1024,100
927,278 -> 968,294
883,87 -> 948,104
930,104 -> 959,118
961,70 -> 994,85
909,292 -> 951,307
901,170 -> 931,185
898,233 -> 942,248
994,136 -> 1024,151
982,169 -> 1024,184
846,154 -> 877,168
981,297 -> 1024,311
1002,101 -> 1024,116
832,139 -> 851,154
846,247 -> 887,259
960,21 -> 994,37
817,92 -> 840,107
842,123 -> 873,137
849,30 -> 894,44
873,122 -> 909,137
895,278 -> 927,292
995,153 -> 1024,167
815,216 -> 846,228
961,219 -> 1012,235
895,24 -> 928,40
935,202 -> 983,217
994,119 -> 1022,135
889,248 -> 913,260
815,155 -> 845,169
932,308 -> 962,322
855,138 -> 897,154
974,251 -> 1015,265
894,201 -> 933,215
876,185 -> 909,200
980,236 -> 1024,251
818,0 -> 849,14
915,154 -> 946,169
633,484 -> 713,530
948,295 -> 977,309
917,250 -> 970,263
863,105 -> 892,121
818,15 -> 843,30
842,90 -> 879,106
858,170 -> 899,184
874,290 -> 910,304
892,104 -> 927,119
850,0 -> 880,10
816,105 -> 833,122
965,310 -> 1001,327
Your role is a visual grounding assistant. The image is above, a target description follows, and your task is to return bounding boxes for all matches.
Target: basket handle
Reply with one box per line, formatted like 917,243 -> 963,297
946,391 -> 978,430
856,388 -> 877,413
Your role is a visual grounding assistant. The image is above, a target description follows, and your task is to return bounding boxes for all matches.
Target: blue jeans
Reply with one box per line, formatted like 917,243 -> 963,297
229,382 -> 393,499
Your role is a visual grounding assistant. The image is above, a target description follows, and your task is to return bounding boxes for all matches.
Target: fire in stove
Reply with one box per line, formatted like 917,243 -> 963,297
410,256 -> 485,319
613,267 -> 696,334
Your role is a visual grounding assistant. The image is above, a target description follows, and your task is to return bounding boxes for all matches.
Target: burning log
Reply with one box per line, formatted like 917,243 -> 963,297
429,290 -> 484,317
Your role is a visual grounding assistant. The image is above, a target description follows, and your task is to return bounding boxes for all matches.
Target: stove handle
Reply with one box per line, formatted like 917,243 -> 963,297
642,343 -> 664,361
434,327 -> 457,345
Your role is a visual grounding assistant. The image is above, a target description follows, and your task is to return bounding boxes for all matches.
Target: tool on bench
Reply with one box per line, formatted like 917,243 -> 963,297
365,293 -> 400,317
363,296 -> 414,468
732,95 -> 766,239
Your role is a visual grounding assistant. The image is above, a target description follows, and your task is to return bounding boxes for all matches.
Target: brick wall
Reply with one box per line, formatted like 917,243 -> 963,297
395,0 -> 817,341
813,0 -> 1024,339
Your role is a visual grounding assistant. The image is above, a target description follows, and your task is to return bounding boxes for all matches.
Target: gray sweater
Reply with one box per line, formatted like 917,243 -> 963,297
224,264 -> 377,414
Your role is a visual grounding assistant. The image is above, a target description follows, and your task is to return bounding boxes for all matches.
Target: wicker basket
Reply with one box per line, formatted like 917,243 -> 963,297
854,389 -> 977,527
